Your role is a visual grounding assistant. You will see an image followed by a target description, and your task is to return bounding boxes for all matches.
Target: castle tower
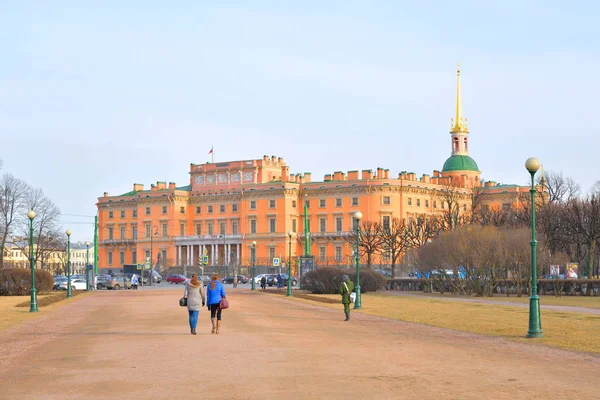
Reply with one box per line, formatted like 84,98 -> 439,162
441,63 -> 481,187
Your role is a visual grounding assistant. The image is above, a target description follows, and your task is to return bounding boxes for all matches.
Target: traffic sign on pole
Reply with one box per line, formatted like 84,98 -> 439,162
203,255 -> 209,265
272,257 -> 280,267
136,263 -> 142,270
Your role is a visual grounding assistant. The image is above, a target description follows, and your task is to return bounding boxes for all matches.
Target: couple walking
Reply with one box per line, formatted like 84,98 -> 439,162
184,274 -> 227,335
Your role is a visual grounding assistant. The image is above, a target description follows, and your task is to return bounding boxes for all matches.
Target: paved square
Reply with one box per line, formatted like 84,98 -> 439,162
0,289 -> 598,399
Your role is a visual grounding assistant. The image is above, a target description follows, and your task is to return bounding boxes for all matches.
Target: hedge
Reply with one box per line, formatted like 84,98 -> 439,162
301,267 -> 386,294
0,269 -> 54,296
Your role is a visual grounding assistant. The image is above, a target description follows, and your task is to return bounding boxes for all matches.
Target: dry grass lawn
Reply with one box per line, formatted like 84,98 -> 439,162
287,293 -> 600,354
0,292 -> 90,332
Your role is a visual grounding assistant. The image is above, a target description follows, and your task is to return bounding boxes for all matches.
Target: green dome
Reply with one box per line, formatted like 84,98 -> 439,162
442,155 -> 480,172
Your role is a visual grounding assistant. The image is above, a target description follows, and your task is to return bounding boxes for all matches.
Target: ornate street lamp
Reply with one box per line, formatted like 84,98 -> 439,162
251,241 -> 257,291
85,241 -> 91,291
353,211 -> 363,309
287,231 -> 293,297
66,229 -> 72,298
149,226 -> 158,286
525,157 -> 543,338
27,210 -> 38,312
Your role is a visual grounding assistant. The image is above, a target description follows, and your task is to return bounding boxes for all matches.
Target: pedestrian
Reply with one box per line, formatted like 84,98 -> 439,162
339,274 -> 355,321
233,275 -> 238,288
131,274 -> 138,289
260,275 -> 267,290
206,274 -> 226,334
277,273 -> 282,288
184,274 -> 205,335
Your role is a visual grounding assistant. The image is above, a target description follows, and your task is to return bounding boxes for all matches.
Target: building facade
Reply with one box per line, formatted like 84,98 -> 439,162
96,67 -> 528,273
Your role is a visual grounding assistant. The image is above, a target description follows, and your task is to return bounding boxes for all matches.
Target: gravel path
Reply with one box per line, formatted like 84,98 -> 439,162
0,288 -> 598,399
384,291 -> 600,315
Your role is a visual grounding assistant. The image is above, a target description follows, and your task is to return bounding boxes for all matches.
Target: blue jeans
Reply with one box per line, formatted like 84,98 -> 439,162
188,310 -> 199,329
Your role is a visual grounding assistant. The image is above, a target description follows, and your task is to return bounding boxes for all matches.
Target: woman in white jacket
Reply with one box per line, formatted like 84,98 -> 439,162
183,274 -> 205,335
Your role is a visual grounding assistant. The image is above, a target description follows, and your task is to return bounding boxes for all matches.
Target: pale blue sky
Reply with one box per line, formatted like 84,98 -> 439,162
1,1 -> 599,240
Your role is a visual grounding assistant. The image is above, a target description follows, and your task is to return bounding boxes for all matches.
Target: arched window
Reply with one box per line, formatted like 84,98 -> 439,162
463,137 -> 468,152
453,137 -> 459,152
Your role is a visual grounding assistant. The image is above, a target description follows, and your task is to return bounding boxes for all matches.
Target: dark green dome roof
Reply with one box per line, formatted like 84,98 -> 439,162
442,155 -> 480,172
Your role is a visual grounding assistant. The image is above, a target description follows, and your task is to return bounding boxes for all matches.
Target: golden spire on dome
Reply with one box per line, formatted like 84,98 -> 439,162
450,62 -> 469,133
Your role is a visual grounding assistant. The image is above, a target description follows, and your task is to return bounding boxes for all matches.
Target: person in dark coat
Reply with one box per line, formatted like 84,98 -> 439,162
339,274 -> 355,321
260,275 -> 267,290
276,273 -> 282,288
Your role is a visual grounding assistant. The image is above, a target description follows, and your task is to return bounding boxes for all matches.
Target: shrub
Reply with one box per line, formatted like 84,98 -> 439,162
347,269 -> 386,293
301,267 -> 345,294
0,269 -> 54,296
301,267 -> 386,294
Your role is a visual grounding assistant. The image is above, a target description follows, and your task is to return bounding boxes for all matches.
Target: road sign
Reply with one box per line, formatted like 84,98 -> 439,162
144,262 -> 151,270
136,263 -> 142,270
203,248 -> 207,255
272,257 -> 280,267
203,255 -> 209,265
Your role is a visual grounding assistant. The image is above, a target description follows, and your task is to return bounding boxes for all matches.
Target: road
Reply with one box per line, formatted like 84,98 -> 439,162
0,288 -> 598,399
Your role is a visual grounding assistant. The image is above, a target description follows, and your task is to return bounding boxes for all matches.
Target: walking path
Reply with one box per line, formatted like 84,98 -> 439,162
384,291 -> 600,315
0,288 -> 598,399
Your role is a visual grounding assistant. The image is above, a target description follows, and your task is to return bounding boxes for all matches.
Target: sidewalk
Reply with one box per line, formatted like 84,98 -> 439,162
383,291 -> 600,315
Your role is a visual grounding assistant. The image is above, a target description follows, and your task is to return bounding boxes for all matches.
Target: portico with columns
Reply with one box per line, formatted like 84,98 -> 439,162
174,234 -> 243,267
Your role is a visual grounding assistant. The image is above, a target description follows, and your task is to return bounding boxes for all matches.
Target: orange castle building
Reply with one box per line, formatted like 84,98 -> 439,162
96,66 -> 529,274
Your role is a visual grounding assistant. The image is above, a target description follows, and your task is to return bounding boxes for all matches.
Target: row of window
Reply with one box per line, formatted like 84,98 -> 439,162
106,196 -> 470,221
106,249 -> 167,266
106,197 -> 364,220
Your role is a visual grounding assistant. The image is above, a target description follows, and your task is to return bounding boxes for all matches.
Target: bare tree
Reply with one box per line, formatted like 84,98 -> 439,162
379,218 -> 407,278
0,174 -> 30,268
345,220 -> 383,269
564,194 -> 600,286
539,170 -> 581,203
435,182 -> 468,230
406,214 -> 444,249
15,188 -> 62,271
592,181 -> 600,195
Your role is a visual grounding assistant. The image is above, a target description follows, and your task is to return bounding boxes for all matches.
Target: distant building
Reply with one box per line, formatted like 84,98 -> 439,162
68,242 -> 95,275
96,66 -> 530,273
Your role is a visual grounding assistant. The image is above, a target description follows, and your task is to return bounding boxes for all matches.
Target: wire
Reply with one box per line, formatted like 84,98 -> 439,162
60,213 -> 96,218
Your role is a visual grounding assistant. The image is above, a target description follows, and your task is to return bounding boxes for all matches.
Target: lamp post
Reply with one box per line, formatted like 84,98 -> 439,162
353,211 -> 363,309
149,227 -> 158,286
287,231 -> 293,297
66,229 -> 72,298
525,157 -> 543,338
85,241 -> 91,291
27,210 -> 38,312
251,241 -> 257,291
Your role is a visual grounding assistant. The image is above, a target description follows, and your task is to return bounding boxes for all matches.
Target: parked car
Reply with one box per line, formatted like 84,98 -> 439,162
141,270 -> 162,285
222,275 -> 249,284
267,274 -> 298,287
96,274 -> 112,289
106,276 -> 132,290
53,276 -> 67,290
542,274 -> 565,280
251,274 -> 268,284
374,270 -> 392,278
58,279 -> 87,291
166,274 -> 187,284
201,275 -> 212,286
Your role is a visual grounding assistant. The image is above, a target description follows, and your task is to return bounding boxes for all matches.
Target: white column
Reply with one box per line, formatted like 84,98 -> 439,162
226,244 -> 230,265
187,245 -> 191,266
236,244 -> 240,263
212,244 -> 216,265
178,246 -> 182,266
